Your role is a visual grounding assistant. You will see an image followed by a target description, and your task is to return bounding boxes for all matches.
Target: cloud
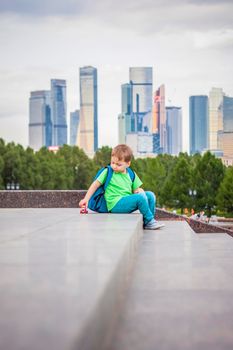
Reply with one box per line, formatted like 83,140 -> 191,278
1,0 -> 232,34
0,0 -> 86,16
193,29 -> 233,49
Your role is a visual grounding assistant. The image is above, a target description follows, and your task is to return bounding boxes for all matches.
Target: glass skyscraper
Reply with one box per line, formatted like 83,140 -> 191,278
70,110 -> 80,146
129,67 -> 153,133
223,96 -> 233,132
209,87 -> 224,150
166,106 -> 182,155
78,66 -> 98,156
29,90 -> 52,151
51,79 -> 67,146
118,83 -> 134,144
218,95 -> 233,158
152,85 -> 166,153
189,95 -> 208,155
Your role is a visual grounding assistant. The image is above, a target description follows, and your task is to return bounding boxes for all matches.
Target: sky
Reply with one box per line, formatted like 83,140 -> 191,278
0,0 -> 233,152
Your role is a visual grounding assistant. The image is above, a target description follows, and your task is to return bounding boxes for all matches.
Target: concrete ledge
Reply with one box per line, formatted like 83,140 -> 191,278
1,191 -> 232,236
0,209 -> 143,350
156,208 -> 233,236
110,221 -> 233,350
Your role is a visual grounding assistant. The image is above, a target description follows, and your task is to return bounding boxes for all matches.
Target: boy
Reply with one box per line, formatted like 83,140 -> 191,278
79,144 -> 164,230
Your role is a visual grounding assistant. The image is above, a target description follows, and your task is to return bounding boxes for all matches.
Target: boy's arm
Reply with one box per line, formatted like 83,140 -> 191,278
79,180 -> 101,207
133,187 -> 144,194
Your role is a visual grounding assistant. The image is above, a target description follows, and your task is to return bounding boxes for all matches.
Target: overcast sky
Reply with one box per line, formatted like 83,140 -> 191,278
0,0 -> 233,151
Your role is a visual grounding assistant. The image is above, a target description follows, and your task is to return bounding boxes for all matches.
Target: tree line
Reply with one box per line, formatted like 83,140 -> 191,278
0,138 -> 232,216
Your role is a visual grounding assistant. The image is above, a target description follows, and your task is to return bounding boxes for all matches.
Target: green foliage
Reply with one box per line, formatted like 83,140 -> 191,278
0,155 -> 4,189
131,157 -> 166,206
161,156 -> 192,212
217,166 -> 233,213
93,146 -> 112,169
0,140 -> 231,216
193,151 -> 225,215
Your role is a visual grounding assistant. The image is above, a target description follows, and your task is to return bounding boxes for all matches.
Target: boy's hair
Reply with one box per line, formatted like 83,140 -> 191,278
111,144 -> 133,162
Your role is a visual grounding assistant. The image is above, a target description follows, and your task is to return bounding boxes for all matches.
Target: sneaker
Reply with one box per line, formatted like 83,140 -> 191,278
144,219 -> 165,230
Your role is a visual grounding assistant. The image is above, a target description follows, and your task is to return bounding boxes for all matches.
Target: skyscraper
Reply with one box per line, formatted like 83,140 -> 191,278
166,106 -> 182,155
129,67 -> 153,133
51,79 -> 67,146
152,85 -> 166,153
118,83 -> 134,143
223,96 -> 233,132
209,87 -> 224,150
70,110 -> 80,146
29,90 -> 52,151
78,66 -> 98,156
218,95 -> 233,158
189,95 -> 208,155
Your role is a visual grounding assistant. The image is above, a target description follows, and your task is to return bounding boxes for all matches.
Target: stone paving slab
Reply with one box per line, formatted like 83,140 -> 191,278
110,221 -> 233,350
0,209 -> 143,350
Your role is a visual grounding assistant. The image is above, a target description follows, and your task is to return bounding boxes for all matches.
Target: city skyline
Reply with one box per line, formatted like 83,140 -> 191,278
0,1 -> 233,151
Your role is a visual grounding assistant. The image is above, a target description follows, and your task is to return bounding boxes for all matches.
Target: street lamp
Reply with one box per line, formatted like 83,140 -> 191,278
6,182 -> 20,190
189,189 -> 197,197
189,189 -> 197,210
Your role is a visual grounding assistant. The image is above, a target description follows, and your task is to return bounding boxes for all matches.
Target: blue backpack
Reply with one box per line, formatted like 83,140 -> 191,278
88,165 -> 135,213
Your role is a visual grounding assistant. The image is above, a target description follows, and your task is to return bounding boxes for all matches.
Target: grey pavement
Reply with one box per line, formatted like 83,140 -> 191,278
1,210 -> 233,350
0,209 -> 143,350
110,222 -> 233,350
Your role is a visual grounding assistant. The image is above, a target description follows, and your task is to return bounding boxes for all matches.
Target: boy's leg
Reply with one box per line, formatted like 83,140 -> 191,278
111,193 -> 154,225
145,191 -> 156,216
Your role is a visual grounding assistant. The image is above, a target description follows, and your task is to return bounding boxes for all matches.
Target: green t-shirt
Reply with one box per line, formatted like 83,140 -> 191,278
97,168 -> 143,211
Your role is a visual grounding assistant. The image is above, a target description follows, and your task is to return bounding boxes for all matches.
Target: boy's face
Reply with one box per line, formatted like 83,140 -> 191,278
111,156 -> 131,173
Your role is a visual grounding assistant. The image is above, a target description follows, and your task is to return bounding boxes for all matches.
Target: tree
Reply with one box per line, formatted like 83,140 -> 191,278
217,166 -> 233,214
57,145 -> 95,189
193,151 -> 225,215
161,156 -> 192,212
0,156 -> 4,189
134,157 -> 166,206
93,146 -> 112,169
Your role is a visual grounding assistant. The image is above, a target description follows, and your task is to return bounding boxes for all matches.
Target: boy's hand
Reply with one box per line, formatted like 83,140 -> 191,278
79,198 -> 88,208
134,188 -> 144,194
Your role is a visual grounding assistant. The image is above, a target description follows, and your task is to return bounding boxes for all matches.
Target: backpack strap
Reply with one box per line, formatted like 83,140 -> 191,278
127,167 -> 135,182
103,165 -> 113,190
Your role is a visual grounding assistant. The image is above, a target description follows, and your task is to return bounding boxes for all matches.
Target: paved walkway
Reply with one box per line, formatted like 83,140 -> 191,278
110,221 -> 233,350
1,210 -> 233,350
0,209 -> 142,350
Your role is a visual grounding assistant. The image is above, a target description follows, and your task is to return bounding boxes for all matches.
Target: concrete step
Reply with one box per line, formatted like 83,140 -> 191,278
0,209 -> 143,350
110,221 -> 233,350
198,233 -> 233,275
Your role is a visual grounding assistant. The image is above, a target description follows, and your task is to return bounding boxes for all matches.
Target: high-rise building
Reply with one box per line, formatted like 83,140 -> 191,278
29,90 -> 52,151
129,67 -> 153,133
166,106 -> 182,155
70,110 -> 80,146
152,85 -> 166,153
218,95 -> 233,159
118,84 -> 133,144
189,95 -> 208,155
209,87 -> 224,150
51,79 -> 67,146
222,96 -> 233,132
78,66 -> 98,156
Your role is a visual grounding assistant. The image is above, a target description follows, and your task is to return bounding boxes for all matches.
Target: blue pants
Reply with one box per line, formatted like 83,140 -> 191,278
111,191 -> 156,225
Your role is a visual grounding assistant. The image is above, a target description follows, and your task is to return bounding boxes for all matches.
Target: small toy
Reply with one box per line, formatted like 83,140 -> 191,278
80,205 -> 88,214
